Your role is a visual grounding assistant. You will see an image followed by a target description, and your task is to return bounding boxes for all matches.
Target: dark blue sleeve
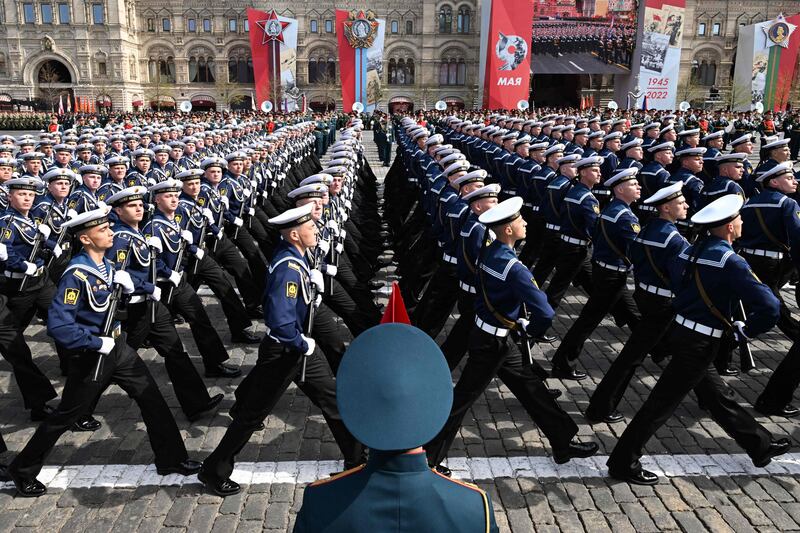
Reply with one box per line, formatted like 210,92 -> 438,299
47,272 -> 103,351
729,256 -> 780,337
510,261 -> 554,336
264,265 -> 308,353
782,199 -> 800,269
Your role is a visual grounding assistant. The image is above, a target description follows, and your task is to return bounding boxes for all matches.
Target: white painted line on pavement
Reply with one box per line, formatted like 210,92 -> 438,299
6,453 -> 800,490
569,61 -> 584,72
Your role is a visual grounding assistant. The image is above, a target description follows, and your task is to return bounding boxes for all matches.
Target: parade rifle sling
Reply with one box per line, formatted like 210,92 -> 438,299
20,207 -> 54,292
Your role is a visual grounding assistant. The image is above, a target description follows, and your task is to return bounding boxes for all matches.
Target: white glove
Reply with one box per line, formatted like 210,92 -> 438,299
147,236 -> 163,253
220,196 -> 230,208
52,244 -> 62,258
335,243 -> 344,254
113,270 -> 135,294
250,179 -> 257,188
733,320 -> 749,341
195,248 -> 205,260
516,317 -> 530,331
340,229 -> 347,239
216,229 -> 224,240
262,190 -> 269,199
317,239 -> 330,255
180,230 -> 194,244
310,269 -> 325,292
243,188 -> 251,198
326,219 -> 339,231
37,224 -> 51,240
97,201 -> 107,210
24,261 -> 37,276
169,269 -> 182,287
270,181 -> 277,188
301,335 -> 316,356
344,199 -> 352,210
66,208 -> 78,220
202,208 -> 215,223
314,293 -> 323,308
342,212 -> 349,222
248,207 -> 255,216
233,217 -> 244,227
98,336 -> 115,355
149,286 -> 162,301
0,242 -> 6,261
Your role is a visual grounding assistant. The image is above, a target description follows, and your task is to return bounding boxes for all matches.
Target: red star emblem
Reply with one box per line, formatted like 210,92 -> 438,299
255,10 -> 290,45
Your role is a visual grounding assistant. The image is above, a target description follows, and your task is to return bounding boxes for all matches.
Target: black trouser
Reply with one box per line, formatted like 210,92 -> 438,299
426,327 -> 579,466
312,303 -> 349,375
519,215 -> 546,268
159,279 -> 229,367
607,326 -> 773,476
335,254 -> 381,319
210,235 -> 264,310
440,289 -> 476,370
124,300 -> 212,416
745,254 -> 799,341
323,276 -> 377,337
413,261 -> 459,340
587,289 -> 674,419
9,334 -> 188,480
188,253 -> 252,336
202,337 -> 364,482
544,241 -> 593,310
551,264 -> 640,370
532,228 -> 562,286
227,225 -> 268,290
0,295 -> 56,409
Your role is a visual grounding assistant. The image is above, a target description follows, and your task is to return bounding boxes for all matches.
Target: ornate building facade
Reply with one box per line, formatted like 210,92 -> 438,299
0,0 -> 797,112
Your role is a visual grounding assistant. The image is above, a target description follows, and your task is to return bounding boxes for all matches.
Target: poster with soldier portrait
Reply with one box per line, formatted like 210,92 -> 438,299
636,0 -> 686,110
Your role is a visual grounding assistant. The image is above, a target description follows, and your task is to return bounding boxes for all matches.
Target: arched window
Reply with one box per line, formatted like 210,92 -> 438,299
457,7 -> 470,33
308,58 -> 318,83
439,62 -> 448,85
228,58 -> 237,82
228,49 -> 253,83
391,20 -> 398,34
448,59 -> 457,85
406,20 -> 413,34
189,52 -> 215,83
327,59 -> 335,79
439,6 -> 452,33
0,53 -> 7,76
149,60 -> 157,82
457,59 -> 466,85
441,56 -> 465,86
158,58 -> 175,83
388,58 -> 397,84
407,58 -> 415,84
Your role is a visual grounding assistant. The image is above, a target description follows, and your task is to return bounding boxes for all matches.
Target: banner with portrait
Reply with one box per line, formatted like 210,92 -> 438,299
336,10 -> 386,113
247,8 -> 299,111
733,14 -> 800,112
478,0 -> 534,109
635,0 -> 685,110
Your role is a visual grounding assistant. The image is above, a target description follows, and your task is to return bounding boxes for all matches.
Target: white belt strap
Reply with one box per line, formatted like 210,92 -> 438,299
594,260 -> 629,273
675,314 -> 724,338
459,281 -> 477,294
637,282 -> 673,298
740,247 -> 783,259
560,235 -> 588,246
475,317 -> 510,337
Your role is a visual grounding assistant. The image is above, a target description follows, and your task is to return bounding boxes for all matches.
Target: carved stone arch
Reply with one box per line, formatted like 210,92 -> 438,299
223,40 -> 251,56
145,43 -> 176,61
307,45 -> 337,61
281,9 -> 296,19
440,44 -> 469,60
307,9 -> 321,17
23,51 -> 80,85
386,44 -> 417,60
187,44 -> 215,60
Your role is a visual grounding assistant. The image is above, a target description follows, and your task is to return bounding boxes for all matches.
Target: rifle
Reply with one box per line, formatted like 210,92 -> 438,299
46,206 -> 69,269
233,182 -> 247,239
93,239 -> 133,382
300,265 -> 318,384
518,303 -> 534,366
20,208 -> 53,292
191,208 -> 208,275
164,224 -> 187,305
736,301 -> 756,372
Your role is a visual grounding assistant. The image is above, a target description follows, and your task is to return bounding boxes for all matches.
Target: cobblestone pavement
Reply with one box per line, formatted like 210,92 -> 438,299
2,135 -> 800,532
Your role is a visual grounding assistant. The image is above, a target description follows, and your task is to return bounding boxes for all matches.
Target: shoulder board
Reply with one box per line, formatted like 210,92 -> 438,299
431,469 -> 485,493
308,464 -> 366,488
72,269 -> 88,281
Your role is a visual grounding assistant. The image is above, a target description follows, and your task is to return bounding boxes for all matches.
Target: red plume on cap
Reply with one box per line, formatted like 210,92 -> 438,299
380,281 -> 411,325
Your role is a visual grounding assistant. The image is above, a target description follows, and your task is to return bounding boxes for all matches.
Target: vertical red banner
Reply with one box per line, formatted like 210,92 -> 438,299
481,0 -> 533,109
336,10 -> 356,113
248,8 -> 272,109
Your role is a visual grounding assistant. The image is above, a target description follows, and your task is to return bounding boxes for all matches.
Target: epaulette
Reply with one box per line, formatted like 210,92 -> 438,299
72,269 -> 88,281
307,464 -> 366,488
287,261 -> 301,272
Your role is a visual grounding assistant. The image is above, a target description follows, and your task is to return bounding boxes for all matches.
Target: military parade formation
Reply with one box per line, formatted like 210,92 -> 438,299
0,101 -> 797,530
531,20 -> 636,67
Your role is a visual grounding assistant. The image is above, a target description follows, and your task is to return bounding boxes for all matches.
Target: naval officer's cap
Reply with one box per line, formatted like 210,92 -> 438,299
647,141 -> 675,153
463,183 -> 501,203
42,167 -> 77,183
288,184 -> 327,200
544,144 -> 565,157
730,133 -> 752,147
757,161 -> 794,183
453,169 -> 487,188
479,196 -> 523,228
762,136 -> 790,150
6,177 -> 43,191
176,168 -> 204,181
106,186 -> 148,206
62,205 -> 112,233
148,178 -> 182,194
604,167 -> 639,188
300,174 -> 333,186
557,154 -> 581,166
674,146 -> 706,158
691,194 -> 744,228
268,202 -> 315,230
644,181 -> 684,206
576,155 -> 604,169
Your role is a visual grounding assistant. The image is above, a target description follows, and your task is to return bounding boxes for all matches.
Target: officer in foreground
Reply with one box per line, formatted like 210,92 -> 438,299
294,323 -> 499,533
607,195 -> 789,485
7,206 -> 200,497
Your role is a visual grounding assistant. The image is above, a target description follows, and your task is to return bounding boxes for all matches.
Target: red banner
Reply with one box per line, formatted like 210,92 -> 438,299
247,8 -> 278,109
480,0 -> 533,109
336,10 -> 356,113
